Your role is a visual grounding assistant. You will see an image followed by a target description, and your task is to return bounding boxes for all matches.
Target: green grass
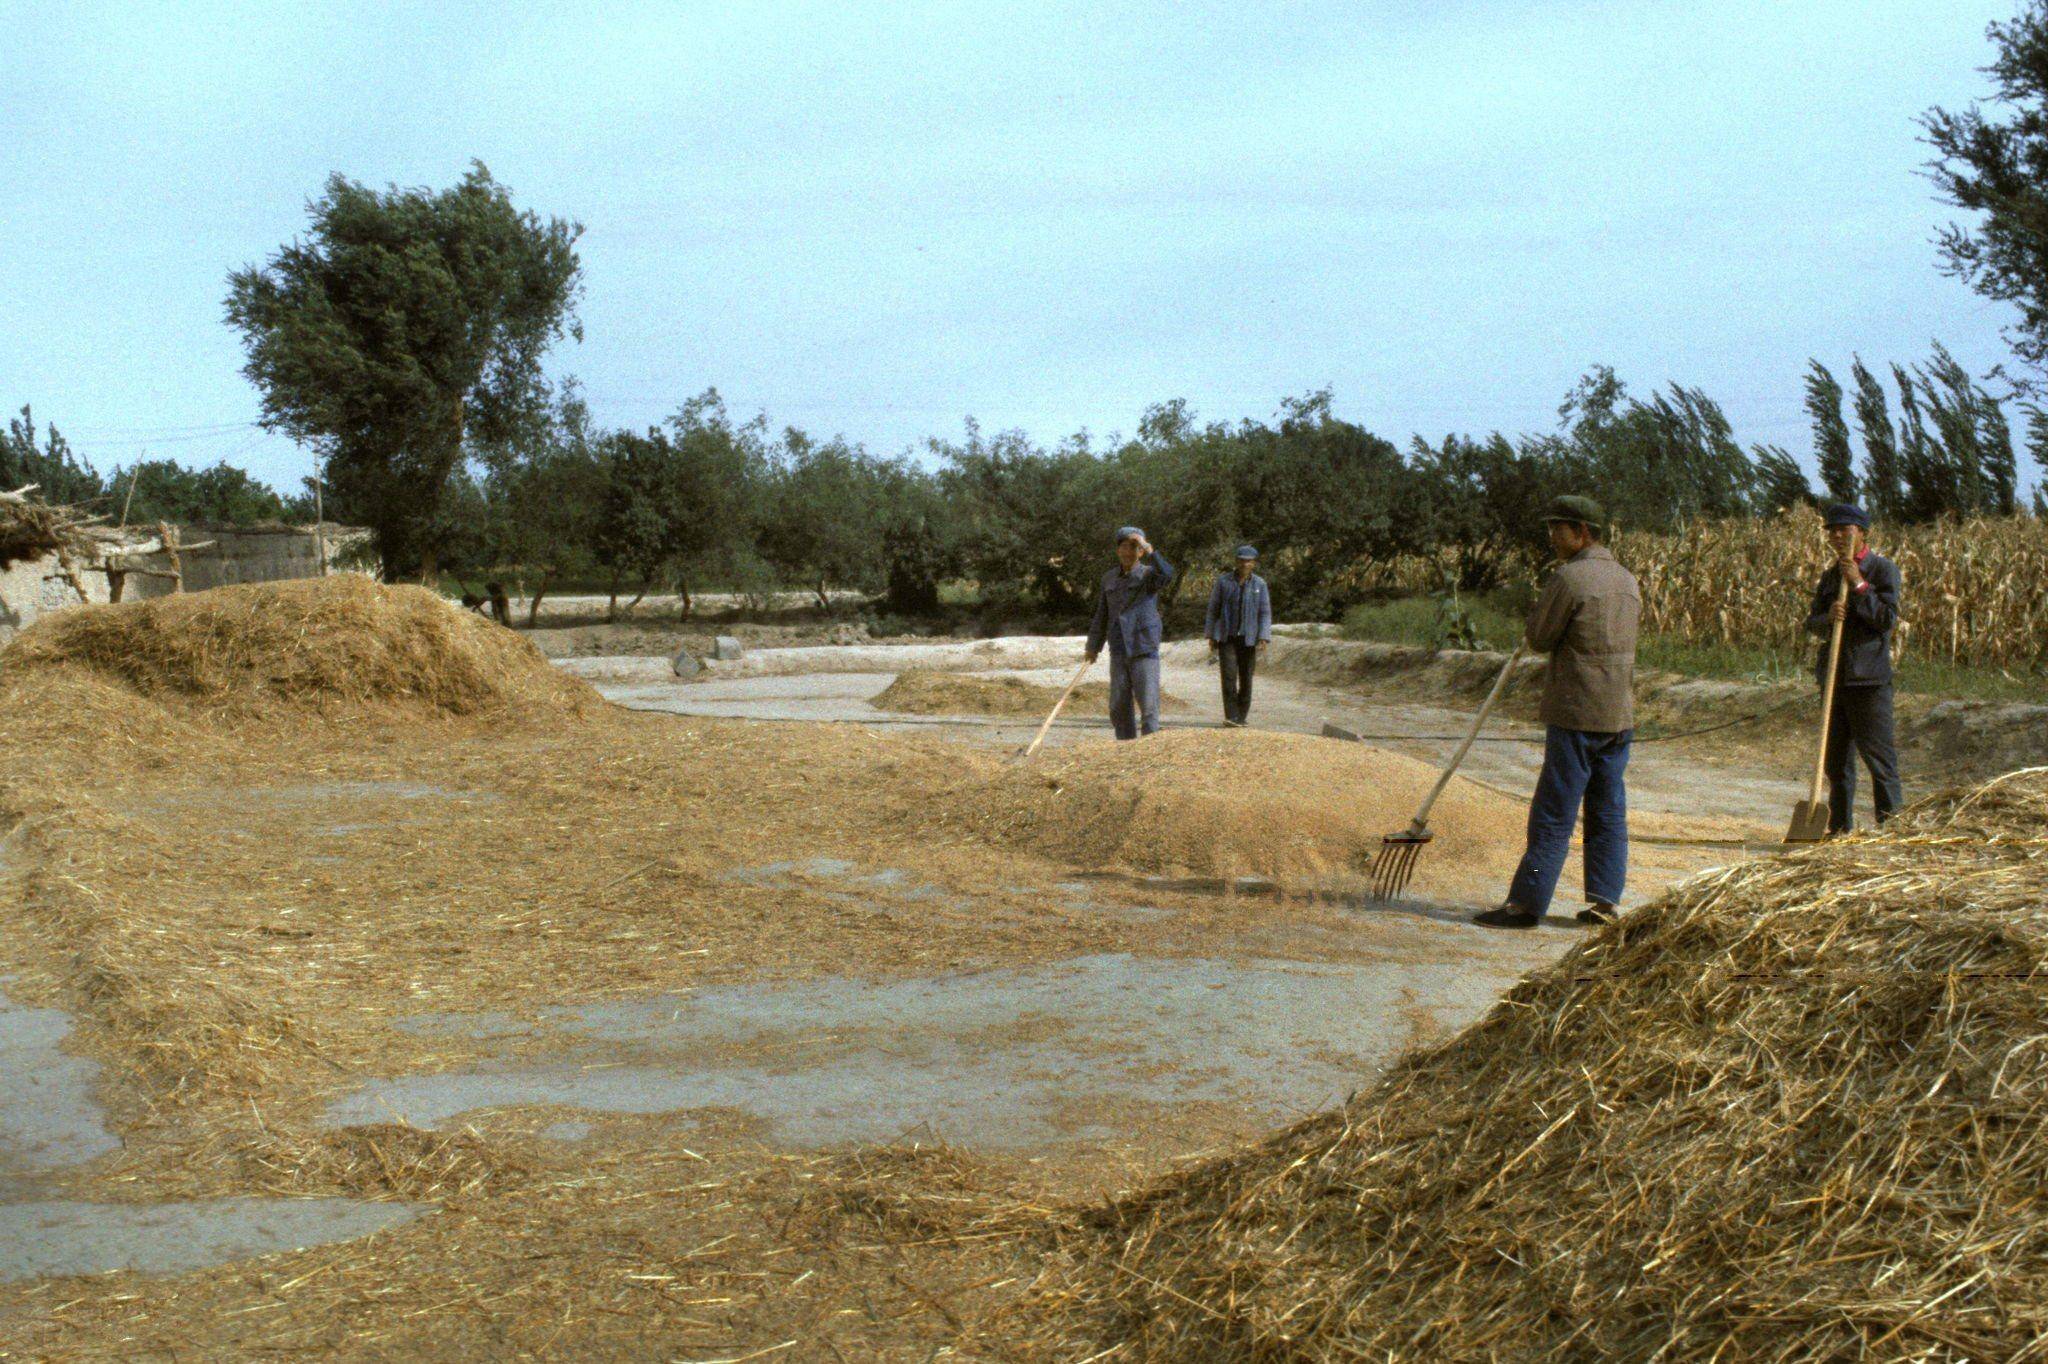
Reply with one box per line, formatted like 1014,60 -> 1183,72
1341,592 -> 2043,704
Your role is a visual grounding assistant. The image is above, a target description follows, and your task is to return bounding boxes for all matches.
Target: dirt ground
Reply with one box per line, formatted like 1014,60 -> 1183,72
0,614 -> 1836,1360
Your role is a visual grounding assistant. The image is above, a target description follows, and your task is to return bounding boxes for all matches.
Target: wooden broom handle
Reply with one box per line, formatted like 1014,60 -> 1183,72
1407,643 -> 1525,833
1809,575 -> 1850,804
1022,657 -> 1095,759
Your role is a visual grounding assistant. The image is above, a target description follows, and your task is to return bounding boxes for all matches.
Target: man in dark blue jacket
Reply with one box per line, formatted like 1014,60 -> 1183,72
1086,526 -> 1174,740
1204,545 -> 1272,725
1804,502 -> 1903,832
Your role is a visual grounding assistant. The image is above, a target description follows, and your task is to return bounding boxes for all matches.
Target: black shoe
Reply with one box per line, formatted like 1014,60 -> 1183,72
1473,906 -> 1540,929
1575,903 -> 1618,926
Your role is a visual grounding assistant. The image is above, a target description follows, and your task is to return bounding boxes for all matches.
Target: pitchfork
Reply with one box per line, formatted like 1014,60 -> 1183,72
1369,643 -> 1526,900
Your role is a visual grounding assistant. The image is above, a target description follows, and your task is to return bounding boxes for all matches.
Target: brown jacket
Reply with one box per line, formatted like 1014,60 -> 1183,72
1525,544 -> 1640,733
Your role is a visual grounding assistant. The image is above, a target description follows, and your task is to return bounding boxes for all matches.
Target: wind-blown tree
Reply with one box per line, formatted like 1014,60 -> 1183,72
225,162 -> 583,579
1893,363 -> 1943,521
1979,388 -> 2021,515
1918,343 -> 1991,515
1924,2 -> 2048,394
1850,357 -> 1902,517
1752,444 -> 1815,512
1804,361 -> 1857,501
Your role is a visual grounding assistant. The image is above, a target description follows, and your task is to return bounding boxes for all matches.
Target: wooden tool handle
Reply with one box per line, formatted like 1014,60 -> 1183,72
1808,575 -> 1851,803
1406,644 -> 1525,833
1021,657 -> 1095,759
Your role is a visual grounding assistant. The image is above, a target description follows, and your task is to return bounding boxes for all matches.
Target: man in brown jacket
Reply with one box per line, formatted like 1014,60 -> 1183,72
1475,495 -> 1641,930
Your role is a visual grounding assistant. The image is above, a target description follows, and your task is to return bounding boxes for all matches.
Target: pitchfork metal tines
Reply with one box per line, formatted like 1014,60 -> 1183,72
1370,825 -> 1433,900
1362,643 -> 1525,903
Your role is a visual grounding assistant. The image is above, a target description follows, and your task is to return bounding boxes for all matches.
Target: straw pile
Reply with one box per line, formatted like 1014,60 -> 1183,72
871,668 -> 1186,717
0,574 -> 598,721
0,485 -> 98,567
1018,768 -> 2048,1361
933,728 -> 1527,887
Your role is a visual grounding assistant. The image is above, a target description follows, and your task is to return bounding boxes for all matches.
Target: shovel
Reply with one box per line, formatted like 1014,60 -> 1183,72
1018,657 -> 1095,760
1370,643 -> 1525,900
1786,575 -> 1850,843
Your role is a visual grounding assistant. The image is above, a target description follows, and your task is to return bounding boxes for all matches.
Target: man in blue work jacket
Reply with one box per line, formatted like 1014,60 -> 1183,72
1204,544 -> 1271,725
1804,502 -> 1903,832
1085,526 -> 1175,740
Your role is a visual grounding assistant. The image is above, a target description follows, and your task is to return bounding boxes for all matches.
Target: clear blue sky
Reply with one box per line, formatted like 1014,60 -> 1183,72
2,0 -> 2034,496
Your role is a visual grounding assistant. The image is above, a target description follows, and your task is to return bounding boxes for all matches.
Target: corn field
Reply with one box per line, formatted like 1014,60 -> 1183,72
1356,512 -> 2048,672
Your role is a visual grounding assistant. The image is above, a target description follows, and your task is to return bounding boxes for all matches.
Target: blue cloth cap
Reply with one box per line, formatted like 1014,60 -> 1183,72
1116,525 -> 1145,545
1823,502 -> 1869,529
1234,544 -> 1258,560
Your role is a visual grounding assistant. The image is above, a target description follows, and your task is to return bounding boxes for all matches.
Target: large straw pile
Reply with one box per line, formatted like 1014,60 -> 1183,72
934,728 -> 1527,888
870,668 -> 1186,717
1019,768 -> 2048,1361
0,574 -> 598,721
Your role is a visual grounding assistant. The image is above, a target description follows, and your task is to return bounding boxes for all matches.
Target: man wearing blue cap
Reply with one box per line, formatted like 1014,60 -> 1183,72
1804,503 -> 1902,831
1204,545 -> 1271,726
1086,526 -> 1175,740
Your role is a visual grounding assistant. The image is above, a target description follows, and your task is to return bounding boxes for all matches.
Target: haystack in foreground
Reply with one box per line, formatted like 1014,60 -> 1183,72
933,727 -> 1527,887
0,574 -> 596,721
1021,769 -> 2048,1361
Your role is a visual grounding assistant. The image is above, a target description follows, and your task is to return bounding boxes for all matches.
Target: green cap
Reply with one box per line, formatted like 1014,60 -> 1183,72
1543,494 -> 1605,528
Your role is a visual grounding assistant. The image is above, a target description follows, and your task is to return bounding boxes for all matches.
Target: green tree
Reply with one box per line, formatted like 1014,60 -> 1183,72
1751,444 -> 1814,512
591,428 -> 679,617
1924,2 -> 2048,393
111,458 -> 289,526
759,433 -> 884,610
480,383 -> 606,624
1979,389 -> 2021,515
1850,357 -> 1901,517
1,406 -> 103,505
1804,361 -> 1857,500
225,162 -> 583,580
663,389 -> 771,616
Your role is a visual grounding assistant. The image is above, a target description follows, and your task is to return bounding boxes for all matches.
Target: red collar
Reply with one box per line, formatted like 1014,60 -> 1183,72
1853,546 -> 1869,565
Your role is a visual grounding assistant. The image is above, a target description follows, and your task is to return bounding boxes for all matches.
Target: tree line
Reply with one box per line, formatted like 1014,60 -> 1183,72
8,339 -> 2041,626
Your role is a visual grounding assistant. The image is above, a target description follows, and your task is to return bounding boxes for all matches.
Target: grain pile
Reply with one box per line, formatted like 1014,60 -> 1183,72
1017,768 -> 2048,1362
870,668 -> 1186,717
932,727 -> 1528,888
0,574 -> 598,721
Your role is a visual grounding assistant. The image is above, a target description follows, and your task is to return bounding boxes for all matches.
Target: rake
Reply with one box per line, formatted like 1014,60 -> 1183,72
1370,643 -> 1525,901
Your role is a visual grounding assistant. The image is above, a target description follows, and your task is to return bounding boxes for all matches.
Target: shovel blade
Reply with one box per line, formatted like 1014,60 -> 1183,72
1784,799 -> 1831,844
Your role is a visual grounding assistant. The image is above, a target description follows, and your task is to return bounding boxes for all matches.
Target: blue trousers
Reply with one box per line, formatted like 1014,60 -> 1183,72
1507,726 -> 1631,918
1108,652 -> 1161,740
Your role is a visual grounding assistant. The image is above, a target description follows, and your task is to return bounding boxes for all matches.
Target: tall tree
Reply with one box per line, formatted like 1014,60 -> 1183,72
225,162 -> 583,579
1979,388 -> 2021,514
1919,342 -> 1990,515
1804,361 -> 1857,500
1752,444 -> 1814,512
1892,364 -> 1942,520
1849,358 -> 1901,517
1924,2 -> 2048,394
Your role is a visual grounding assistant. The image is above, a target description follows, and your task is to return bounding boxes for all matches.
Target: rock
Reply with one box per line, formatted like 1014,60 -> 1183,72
671,647 -> 702,678
713,636 -> 744,661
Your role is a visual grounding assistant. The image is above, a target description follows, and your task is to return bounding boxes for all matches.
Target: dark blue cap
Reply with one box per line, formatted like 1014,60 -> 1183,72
1823,502 -> 1869,529
1234,544 -> 1258,560
1116,525 -> 1144,545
